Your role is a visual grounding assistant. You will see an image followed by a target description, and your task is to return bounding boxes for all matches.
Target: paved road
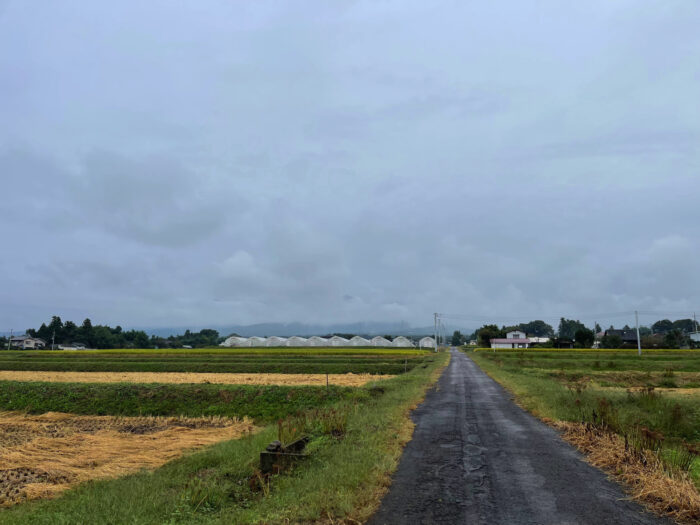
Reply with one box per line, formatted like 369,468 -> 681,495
368,348 -> 670,525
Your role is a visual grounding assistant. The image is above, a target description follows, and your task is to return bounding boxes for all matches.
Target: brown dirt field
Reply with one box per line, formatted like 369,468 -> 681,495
0,370 -> 392,387
553,421 -> 700,524
0,411 -> 257,507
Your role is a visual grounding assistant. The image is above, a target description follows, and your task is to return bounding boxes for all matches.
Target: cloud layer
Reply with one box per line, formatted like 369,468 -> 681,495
1,1 -> 698,331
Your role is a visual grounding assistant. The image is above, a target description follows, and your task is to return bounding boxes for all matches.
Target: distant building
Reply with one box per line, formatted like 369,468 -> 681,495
286,336 -> 309,347
528,337 -> 550,345
691,332 -> 700,343
348,336 -> 371,346
370,336 -> 392,347
265,336 -> 288,347
418,336 -> 436,349
391,336 -> 415,348
604,329 -> 638,345
57,342 -> 87,350
9,336 -> 46,350
490,330 -> 530,349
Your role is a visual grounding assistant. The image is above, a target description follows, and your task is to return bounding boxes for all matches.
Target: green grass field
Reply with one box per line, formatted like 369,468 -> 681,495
0,347 -> 432,375
0,351 -> 449,524
468,348 -> 700,484
0,381 -> 367,422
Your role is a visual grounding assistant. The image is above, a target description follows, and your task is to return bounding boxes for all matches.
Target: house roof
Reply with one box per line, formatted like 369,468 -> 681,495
490,338 -> 530,343
10,336 -> 44,343
605,329 -> 638,342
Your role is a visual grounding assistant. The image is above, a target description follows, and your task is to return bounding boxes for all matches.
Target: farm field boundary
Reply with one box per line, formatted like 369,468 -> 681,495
0,381 -> 367,421
0,351 -> 449,524
0,349 -> 433,375
467,348 -> 700,523
6,347 -> 430,356
0,371 -> 392,387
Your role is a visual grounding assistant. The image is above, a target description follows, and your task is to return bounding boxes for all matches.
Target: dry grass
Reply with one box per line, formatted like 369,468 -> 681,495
0,411 -> 257,507
553,421 -> 700,524
0,371 -> 393,387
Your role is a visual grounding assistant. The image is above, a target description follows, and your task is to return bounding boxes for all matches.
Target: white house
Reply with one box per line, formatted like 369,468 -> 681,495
490,330 -> 531,349
9,336 -> 46,350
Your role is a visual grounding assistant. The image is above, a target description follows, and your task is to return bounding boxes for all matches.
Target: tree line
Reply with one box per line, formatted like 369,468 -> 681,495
1,316 -> 222,349
462,317 -> 699,349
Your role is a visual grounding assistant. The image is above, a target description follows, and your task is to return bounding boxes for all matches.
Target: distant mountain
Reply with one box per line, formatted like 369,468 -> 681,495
141,321 -> 475,339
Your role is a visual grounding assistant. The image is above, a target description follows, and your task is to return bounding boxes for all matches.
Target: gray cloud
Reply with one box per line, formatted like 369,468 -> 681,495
1,0 -> 698,332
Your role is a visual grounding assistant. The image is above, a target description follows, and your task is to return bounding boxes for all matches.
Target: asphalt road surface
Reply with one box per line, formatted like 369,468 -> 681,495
368,348 -> 671,525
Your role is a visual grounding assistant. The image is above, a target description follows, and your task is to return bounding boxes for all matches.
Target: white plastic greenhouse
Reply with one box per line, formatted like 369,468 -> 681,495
285,336 -> 309,347
348,336 -> 371,346
391,336 -> 415,348
221,334 -> 425,348
419,337 -> 436,349
220,336 -> 248,347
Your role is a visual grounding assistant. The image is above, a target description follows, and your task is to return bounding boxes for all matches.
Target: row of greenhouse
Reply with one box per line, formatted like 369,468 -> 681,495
220,335 -> 437,348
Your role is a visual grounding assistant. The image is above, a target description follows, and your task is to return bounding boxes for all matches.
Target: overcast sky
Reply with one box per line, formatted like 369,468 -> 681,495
1,1 -> 699,332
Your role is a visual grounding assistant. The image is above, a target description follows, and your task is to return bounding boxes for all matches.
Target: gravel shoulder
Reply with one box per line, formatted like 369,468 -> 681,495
368,348 -> 672,525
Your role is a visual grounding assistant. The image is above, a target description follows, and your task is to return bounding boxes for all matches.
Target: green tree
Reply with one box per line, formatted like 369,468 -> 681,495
476,325 -> 504,347
600,334 -> 622,349
62,321 -> 78,343
80,319 -> 94,347
574,328 -> 595,348
672,319 -> 696,333
652,319 -> 673,334
36,323 -> 51,342
558,318 -> 587,340
451,330 -> 464,346
638,326 -> 652,337
664,329 -> 689,349
518,320 -> 554,337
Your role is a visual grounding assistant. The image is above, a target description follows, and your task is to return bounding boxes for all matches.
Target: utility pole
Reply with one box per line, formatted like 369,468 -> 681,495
694,312 -> 698,333
635,310 -> 641,356
51,330 -> 55,351
434,313 -> 438,352
7,329 -> 12,351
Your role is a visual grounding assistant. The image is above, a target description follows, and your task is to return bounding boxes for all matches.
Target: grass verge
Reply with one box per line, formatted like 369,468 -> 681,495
0,352 -> 449,524
468,349 -> 700,523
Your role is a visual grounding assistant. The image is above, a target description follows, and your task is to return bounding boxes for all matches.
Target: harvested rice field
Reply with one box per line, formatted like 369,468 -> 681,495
0,411 -> 257,507
0,370 -> 392,386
